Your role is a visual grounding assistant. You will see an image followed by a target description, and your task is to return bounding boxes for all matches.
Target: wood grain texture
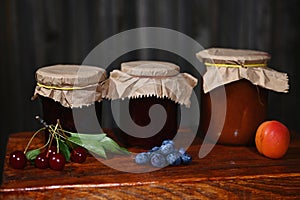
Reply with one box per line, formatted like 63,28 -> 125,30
1,131 -> 300,199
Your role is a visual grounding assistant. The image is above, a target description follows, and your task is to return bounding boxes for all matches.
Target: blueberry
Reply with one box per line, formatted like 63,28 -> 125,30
166,152 -> 182,166
162,140 -> 174,146
149,146 -> 160,153
181,152 -> 192,165
135,152 -> 150,165
160,143 -> 175,155
150,153 -> 167,168
178,147 -> 185,155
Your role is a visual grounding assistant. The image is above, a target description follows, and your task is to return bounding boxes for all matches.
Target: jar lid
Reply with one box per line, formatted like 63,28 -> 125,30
196,48 -> 288,93
121,61 -> 180,77
196,48 -> 271,67
105,60 -> 198,107
33,65 -> 107,108
36,65 -> 106,88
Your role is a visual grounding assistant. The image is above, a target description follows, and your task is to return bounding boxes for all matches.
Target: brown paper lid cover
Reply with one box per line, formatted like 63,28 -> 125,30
36,65 -> 106,87
196,48 -> 271,66
121,61 -> 180,77
33,65 -> 107,108
104,61 -> 198,107
196,48 -> 289,93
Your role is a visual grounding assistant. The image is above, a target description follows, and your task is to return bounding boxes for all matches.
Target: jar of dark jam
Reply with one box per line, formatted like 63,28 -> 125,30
119,96 -> 179,148
33,65 -> 106,136
196,48 -> 288,145
39,96 -> 103,133
106,61 -> 197,148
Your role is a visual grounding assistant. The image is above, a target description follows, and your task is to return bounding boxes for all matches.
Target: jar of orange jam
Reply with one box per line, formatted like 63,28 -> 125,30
200,79 -> 268,145
196,48 -> 289,145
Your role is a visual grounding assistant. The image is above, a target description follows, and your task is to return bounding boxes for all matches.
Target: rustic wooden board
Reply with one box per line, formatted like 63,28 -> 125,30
1,131 -> 300,199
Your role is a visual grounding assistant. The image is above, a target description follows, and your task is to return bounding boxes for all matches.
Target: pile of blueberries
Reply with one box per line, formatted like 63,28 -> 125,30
134,140 -> 192,168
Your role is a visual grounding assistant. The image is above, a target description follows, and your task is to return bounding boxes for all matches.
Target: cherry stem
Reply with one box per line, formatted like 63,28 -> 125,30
49,120 -> 60,153
46,130 -> 55,157
23,127 -> 46,154
33,116 -> 76,155
56,126 -> 72,134
57,122 -> 69,139
37,134 -> 51,151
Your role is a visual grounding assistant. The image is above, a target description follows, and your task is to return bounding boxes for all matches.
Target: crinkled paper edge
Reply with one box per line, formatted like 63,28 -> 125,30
203,67 -> 289,93
103,70 -> 198,107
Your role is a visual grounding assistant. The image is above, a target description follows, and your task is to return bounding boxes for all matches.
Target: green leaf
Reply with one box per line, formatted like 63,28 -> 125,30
67,136 -> 107,158
58,139 -> 71,162
65,132 -> 130,159
100,137 -> 130,155
66,136 -> 83,146
69,133 -> 106,141
26,149 -> 41,161
86,145 -> 106,159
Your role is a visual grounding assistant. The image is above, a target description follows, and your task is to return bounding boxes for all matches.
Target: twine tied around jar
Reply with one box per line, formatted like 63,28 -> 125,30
32,65 -> 107,108
196,48 -> 289,93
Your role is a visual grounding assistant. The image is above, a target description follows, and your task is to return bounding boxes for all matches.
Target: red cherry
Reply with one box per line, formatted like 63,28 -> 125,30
49,153 -> 66,171
9,150 -> 27,169
35,152 -> 49,169
71,147 -> 87,163
47,146 -> 57,157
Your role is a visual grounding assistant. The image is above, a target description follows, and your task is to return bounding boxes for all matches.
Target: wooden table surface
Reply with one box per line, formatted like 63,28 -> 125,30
1,130 -> 300,199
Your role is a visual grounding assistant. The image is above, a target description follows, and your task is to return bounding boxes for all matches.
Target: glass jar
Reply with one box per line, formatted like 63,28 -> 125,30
201,79 -> 268,145
39,96 -> 103,133
105,61 -> 197,148
196,48 -> 288,145
33,65 -> 106,135
119,97 -> 179,148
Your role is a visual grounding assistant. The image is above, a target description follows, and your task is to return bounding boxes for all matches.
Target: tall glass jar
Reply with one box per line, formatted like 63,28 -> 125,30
196,48 -> 289,145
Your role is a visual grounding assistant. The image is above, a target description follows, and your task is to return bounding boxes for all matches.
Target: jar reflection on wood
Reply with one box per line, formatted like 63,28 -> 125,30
197,48 -> 289,145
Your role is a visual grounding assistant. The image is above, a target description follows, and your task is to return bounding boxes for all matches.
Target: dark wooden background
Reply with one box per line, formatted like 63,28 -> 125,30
1,0 -> 300,180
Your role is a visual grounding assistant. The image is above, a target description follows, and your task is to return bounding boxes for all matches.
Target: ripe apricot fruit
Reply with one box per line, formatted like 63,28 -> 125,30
255,120 -> 290,159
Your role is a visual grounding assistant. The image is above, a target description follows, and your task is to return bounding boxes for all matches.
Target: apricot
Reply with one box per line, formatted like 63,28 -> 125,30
255,120 -> 290,159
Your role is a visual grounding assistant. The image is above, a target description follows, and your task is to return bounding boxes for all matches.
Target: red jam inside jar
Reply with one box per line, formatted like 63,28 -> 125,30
119,97 -> 179,148
40,96 -> 103,133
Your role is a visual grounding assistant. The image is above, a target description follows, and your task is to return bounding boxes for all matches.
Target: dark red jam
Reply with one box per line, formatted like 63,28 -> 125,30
117,97 -> 179,148
40,96 -> 102,139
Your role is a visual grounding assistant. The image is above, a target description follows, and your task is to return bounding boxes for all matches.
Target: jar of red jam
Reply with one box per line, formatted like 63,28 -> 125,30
32,65 -> 106,134
105,61 -> 197,148
196,48 -> 289,145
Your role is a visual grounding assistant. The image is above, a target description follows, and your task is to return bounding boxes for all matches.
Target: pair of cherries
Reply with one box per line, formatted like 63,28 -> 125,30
9,146 -> 87,171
